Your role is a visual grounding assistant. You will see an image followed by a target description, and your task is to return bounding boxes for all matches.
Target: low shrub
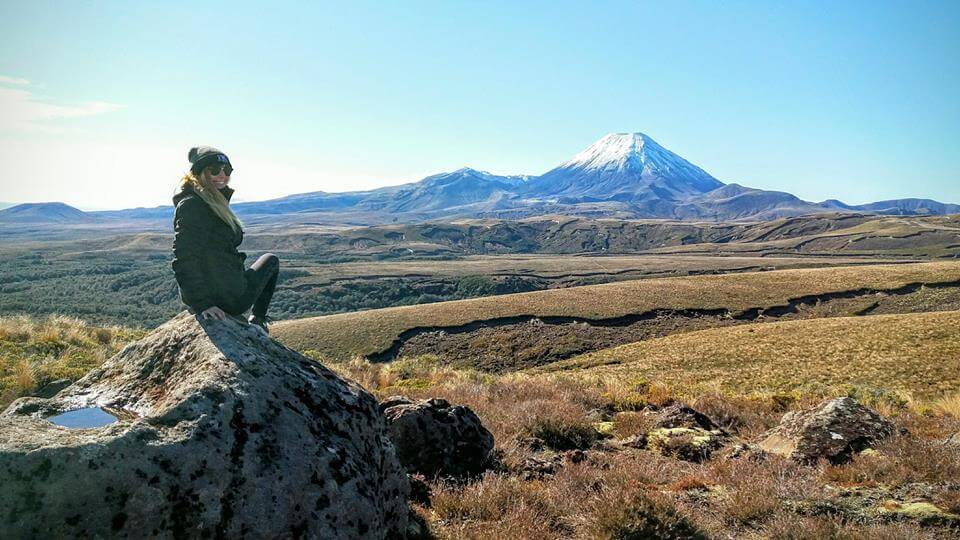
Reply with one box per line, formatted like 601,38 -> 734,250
586,491 -> 708,540
523,417 -> 598,451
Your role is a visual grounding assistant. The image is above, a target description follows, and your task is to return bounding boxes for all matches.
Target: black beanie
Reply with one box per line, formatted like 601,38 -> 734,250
188,146 -> 232,174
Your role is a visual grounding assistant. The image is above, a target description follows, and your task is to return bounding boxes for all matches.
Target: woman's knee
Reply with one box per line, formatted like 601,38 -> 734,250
254,253 -> 279,271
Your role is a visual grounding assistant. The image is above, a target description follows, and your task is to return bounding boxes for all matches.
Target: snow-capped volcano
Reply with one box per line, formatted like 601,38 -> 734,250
523,132 -> 724,202
14,130 -> 958,226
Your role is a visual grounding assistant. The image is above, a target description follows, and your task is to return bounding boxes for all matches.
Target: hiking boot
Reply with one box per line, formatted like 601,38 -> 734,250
248,314 -> 271,335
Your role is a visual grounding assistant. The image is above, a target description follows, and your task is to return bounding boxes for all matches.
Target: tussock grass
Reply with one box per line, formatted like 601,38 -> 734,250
933,392 -> 960,418
0,314 -> 146,408
274,261 -> 960,360
540,310 -> 960,400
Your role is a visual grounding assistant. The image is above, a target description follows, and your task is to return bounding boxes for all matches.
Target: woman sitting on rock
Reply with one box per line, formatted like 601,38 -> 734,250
171,146 -> 279,334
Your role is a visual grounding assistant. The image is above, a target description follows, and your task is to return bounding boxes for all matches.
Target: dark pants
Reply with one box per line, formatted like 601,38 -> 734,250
225,253 -> 279,318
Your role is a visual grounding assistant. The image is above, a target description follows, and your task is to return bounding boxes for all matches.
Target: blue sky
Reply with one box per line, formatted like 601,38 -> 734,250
0,1 -> 957,210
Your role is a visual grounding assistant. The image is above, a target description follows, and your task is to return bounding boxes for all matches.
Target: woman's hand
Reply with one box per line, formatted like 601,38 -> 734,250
201,306 -> 227,320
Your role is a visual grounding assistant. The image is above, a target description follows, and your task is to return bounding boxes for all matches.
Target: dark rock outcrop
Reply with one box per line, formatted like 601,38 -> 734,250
758,397 -> 894,463
382,396 -> 494,478
0,311 -> 409,538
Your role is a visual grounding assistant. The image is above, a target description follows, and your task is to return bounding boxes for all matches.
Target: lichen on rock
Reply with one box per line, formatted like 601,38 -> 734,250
645,427 -> 727,462
757,396 -> 894,464
874,500 -> 960,526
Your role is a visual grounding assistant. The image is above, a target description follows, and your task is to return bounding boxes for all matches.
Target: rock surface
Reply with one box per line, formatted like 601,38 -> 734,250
946,432 -> 960,447
788,483 -> 960,526
646,427 -> 727,462
0,311 -> 409,539
642,404 -> 728,462
382,396 -> 494,478
652,403 -> 722,431
758,397 -> 894,463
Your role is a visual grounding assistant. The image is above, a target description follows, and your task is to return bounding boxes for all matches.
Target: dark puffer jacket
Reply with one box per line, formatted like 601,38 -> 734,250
171,184 -> 247,313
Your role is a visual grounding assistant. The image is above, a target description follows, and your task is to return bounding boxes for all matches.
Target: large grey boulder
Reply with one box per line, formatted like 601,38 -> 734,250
758,397 -> 894,464
381,396 -> 494,478
0,311 -> 409,539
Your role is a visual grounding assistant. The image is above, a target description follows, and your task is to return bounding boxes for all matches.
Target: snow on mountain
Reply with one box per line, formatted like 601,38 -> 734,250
523,132 -> 724,202
9,133 -> 958,226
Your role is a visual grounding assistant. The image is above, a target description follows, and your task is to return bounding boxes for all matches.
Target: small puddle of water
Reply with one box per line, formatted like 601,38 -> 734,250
47,407 -> 119,429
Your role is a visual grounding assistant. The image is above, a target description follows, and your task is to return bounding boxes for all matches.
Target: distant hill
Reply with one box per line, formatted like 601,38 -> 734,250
0,202 -> 95,223
5,132 -> 958,226
356,168 -> 527,216
819,198 -> 960,215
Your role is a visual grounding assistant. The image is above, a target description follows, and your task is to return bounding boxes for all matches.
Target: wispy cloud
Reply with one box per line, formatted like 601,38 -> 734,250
0,75 -> 30,85
0,75 -> 124,134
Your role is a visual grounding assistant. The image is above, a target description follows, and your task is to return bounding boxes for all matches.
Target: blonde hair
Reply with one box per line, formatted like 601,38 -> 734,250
179,170 -> 244,233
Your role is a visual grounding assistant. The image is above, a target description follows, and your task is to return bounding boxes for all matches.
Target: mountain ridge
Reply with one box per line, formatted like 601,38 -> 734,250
2,132 -> 957,225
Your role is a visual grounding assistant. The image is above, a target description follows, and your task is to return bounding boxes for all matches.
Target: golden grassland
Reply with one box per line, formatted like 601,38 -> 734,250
0,314 -> 147,408
535,311 -> 960,400
273,261 -> 960,360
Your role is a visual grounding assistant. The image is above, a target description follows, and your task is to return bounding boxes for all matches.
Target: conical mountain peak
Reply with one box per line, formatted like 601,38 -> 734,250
525,132 -> 724,201
559,132 -> 662,173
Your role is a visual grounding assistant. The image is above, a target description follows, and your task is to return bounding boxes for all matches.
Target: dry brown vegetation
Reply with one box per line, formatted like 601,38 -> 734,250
327,355 -> 960,538
275,261 -> 960,360
538,310 -> 960,400
0,314 -> 147,408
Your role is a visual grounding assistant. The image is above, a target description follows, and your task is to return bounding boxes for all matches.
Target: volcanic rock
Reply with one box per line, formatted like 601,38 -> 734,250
652,403 -> 723,431
645,427 -> 728,462
637,404 -> 728,462
382,396 -> 494,478
0,311 -> 409,538
758,396 -> 894,463
516,454 -> 561,480
946,432 -> 960,447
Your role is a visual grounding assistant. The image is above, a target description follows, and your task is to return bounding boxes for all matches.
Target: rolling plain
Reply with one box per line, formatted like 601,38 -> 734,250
3,210 -> 960,538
